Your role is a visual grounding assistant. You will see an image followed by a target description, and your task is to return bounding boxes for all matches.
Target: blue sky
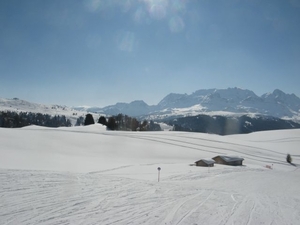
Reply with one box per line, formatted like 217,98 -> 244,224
1,0 -> 300,107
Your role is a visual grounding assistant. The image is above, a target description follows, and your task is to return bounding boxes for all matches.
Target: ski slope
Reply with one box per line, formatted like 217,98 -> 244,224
1,124 -> 300,224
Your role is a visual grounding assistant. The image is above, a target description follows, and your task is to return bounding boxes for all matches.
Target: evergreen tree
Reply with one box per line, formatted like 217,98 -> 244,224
107,117 -> 117,130
84,114 -> 95,126
75,116 -> 84,126
140,120 -> 148,131
98,116 -> 107,125
131,118 -> 139,131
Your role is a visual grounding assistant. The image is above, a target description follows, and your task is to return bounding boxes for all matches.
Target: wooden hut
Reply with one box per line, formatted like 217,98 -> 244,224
212,155 -> 244,166
195,159 -> 215,167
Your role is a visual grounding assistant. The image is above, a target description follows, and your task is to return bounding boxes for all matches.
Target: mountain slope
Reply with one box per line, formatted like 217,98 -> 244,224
88,88 -> 300,120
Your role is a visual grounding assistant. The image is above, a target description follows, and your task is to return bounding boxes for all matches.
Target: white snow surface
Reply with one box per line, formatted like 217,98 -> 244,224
1,124 -> 300,225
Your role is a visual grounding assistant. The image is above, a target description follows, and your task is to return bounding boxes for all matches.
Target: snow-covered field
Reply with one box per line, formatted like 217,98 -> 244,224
1,124 -> 300,225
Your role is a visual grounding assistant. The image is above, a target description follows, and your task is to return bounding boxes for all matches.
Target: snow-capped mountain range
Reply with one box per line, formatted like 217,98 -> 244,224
85,88 -> 300,121
1,88 -> 300,122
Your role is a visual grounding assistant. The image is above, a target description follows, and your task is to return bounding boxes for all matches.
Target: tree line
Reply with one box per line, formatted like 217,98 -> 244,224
0,111 -> 162,131
167,114 -> 300,135
84,113 -> 162,131
0,111 -> 72,128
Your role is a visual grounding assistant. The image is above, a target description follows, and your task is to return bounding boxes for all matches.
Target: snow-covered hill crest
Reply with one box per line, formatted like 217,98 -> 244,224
0,97 -> 87,125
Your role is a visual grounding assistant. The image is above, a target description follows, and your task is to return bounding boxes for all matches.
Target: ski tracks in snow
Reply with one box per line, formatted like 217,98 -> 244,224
160,190 -> 206,225
176,190 -> 214,225
1,168 -> 300,225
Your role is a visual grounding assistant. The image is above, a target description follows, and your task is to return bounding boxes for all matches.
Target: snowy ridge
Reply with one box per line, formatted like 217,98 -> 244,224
0,98 -> 89,125
87,88 -> 300,121
1,125 -> 300,224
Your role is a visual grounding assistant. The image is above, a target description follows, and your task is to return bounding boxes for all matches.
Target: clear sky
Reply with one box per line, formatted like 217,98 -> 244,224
1,0 -> 300,107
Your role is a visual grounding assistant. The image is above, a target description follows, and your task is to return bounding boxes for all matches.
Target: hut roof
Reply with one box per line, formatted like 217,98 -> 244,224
215,155 -> 244,162
195,158 -> 215,165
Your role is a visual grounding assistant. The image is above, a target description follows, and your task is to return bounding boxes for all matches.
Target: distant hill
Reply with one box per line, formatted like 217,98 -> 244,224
0,97 -> 88,125
82,88 -> 300,121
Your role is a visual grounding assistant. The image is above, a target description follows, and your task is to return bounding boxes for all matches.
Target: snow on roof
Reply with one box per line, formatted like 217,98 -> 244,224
195,158 -> 215,164
216,155 -> 244,162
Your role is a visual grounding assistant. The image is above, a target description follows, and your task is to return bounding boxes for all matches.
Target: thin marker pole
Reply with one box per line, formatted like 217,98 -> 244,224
157,167 -> 161,182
